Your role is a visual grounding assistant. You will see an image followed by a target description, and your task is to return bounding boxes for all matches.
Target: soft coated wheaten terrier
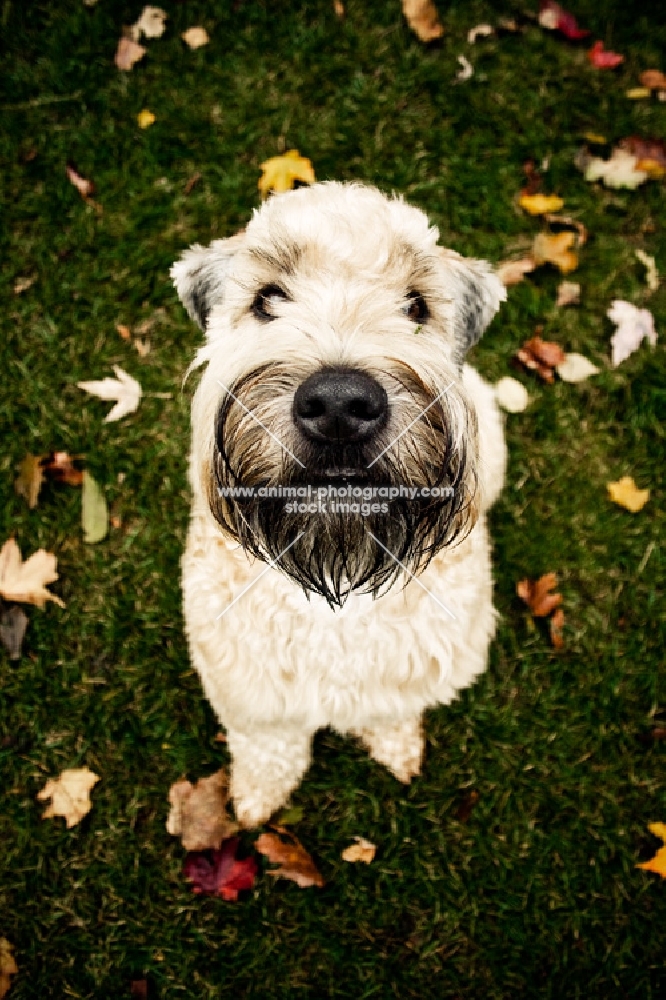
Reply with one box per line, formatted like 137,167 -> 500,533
172,181 -> 506,827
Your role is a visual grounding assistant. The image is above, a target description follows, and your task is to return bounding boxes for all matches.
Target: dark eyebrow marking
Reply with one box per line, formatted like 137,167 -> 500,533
246,222 -> 303,276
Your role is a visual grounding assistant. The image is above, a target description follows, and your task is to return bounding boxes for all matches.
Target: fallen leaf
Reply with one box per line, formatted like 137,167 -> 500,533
607,300 -> 658,366
0,938 -> 18,1000
0,538 -> 65,609
115,36 -> 146,71
627,87 -> 651,99
538,1 -> 589,40
167,770 -> 238,851
549,607 -> 565,649
640,69 -> 666,90
636,823 -> 666,878
401,0 -> 444,42
588,40 -> 624,69
456,55 -> 473,81
133,337 -> 150,357
258,149 -> 315,198
182,26 -> 209,49
334,0 -> 345,17
521,158 -> 543,196
0,604 -> 29,660
556,280 -> 581,307
130,6 -> 167,42
532,231 -> 578,273
66,162 -> 94,199
137,109 -> 155,129
607,476 -> 650,512
78,365 -> 142,422
184,838 -> 258,900
542,213 -> 587,246
496,257 -> 536,287
582,147 -> 648,189
467,24 -> 494,43
619,136 -> 666,179
37,767 -> 100,827
275,805 -> 305,826
14,275 -> 35,294
635,250 -> 659,291
341,837 -> 377,863
556,352 -> 600,382
255,830 -> 325,888
42,452 -> 84,487
494,376 -> 530,413
455,789 -> 480,822
14,454 -> 45,509
82,470 -> 109,544
116,323 -> 131,340
515,335 -> 566,383
130,981 -> 148,1000
184,171 -> 202,194
517,573 -> 563,617
518,193 -> 564,215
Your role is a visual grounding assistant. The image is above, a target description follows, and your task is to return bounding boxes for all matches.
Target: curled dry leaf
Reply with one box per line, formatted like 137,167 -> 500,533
607,476 -> 650,513
255,830 -> 325,888
637,824 -> 666,878
556,280 -> 580,307
518,193 -> 564,215
496,257 -> 536,287
635,250 -> 659,292
494,376 -> 530,413
556,352 -> 600,383
456,55 -> 473,81
587,41 -> 624,69
401,0 -> 444,42
0,538 -> 65,609
0,938 -> 18,1000
334,0 -> 345,17
517,573 -> 562,617
130,6 -> 167,42
77,365 -> 142,422
258,149 -> 315,197
341,837 -> 377,864
182,27 -> 209,49
14,275 -> 35,295
184,837 -> 257,900
549,607 -> 565,649
66,163 -> 94,199
37,767 -> 100,828
538,1 -> 589,40
515,335 -> 566,383
607,300 -> 657,366
184,171 -> 202,195
468,23 -> 494,43
115,36 -> 147,71
167,769 -> 238,851
532,231 -> 578,273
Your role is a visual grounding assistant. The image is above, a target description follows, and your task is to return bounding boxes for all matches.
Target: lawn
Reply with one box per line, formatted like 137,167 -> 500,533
1,1 -> 665,997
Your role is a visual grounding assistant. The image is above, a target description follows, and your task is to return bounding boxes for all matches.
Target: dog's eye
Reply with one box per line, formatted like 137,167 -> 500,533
404,291 -> 429,323
252,284 -> 289,321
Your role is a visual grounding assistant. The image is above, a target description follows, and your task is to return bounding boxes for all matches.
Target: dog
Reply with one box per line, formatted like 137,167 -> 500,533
171,181 -> 506,827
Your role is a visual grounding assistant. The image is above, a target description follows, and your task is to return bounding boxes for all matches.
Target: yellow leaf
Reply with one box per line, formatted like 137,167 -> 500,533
401,0 -> 444,42
532,231 -> 578,273
518,194 -> 564,215
0,538 -> 65,609
583,132 -> 607,144
37,767 -> 100,828
137,109 -> 156,129
626,87 -> 651,99
606,476 -> 650,513
341,837 -> 377,863
636,822 -> 666,878
258,149 -> 315,198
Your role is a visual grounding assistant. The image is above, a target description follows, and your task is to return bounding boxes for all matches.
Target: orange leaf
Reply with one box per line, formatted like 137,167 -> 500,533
637,823 -> 666,878
517,573 -> 563,617
255,830 -> 325,888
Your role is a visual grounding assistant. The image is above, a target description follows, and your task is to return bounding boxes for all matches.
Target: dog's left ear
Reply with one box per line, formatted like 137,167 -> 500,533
171,230 -> 247,331
438,249 -> 506,358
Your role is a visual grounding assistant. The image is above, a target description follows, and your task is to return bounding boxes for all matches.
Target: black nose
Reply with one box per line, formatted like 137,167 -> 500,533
293,368 -> 388,443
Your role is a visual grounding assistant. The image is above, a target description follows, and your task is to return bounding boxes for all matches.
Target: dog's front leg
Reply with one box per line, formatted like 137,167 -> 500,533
226,726 -> 315,828
352,715 -> 424,783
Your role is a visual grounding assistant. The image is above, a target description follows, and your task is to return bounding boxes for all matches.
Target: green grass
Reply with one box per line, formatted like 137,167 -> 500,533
1,1 -> 665,997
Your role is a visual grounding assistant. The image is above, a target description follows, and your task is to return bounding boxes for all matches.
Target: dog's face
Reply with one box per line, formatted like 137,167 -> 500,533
173,182 -> 505,605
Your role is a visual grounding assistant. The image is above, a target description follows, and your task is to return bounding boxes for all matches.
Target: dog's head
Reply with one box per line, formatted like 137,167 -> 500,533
172,181 -> 505,605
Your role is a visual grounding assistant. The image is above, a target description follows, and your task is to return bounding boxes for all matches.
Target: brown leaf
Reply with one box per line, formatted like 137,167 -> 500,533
116,323 -> 132,340
515,336 -> 566,383
66,162 -> 94,199
166,770 -> 238,851
521,158 -> 543,195
640,69 -> 666,90
401,0 -> 444,42
115,36 -> 147,71
37,767 -> 100,827
0,538 -> 65,609
341,837 -> 377,863
255,830 -> 325,888
532,231 -> 578,273
42,452 -> 84,487
549,607 -> 565,649
517,573 -> 563,617
130,979 -> 148,999
184,171 -> 202,195
455,789 -> 480,823
0,938 -> 18,1000
618,136 -> 666,178
14,454 -> 45,508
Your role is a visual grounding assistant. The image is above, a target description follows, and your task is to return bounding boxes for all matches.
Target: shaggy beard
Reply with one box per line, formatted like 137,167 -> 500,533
208,366 -> 479,607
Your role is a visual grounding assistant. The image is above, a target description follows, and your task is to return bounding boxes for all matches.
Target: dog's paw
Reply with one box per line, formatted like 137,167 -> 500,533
354,717 -> 424,783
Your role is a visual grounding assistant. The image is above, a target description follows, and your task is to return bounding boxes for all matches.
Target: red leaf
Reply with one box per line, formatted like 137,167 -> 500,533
588,41 -> 624,69
183,837 -> 257,901
538,2 -> 589,40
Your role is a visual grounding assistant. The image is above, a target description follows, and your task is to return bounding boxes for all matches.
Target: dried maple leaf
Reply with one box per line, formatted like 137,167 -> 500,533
517,573 -> 563,617
607,476 -> 650,513
115,37 -> 147,71
401,0 -> 444,42
182,27 -> 209,49
258,149 -> 315,198
549,607 -> 565,649
167,769 -> 238,851
0,938 -> 18,1000
588,41 -> 624,69
607,300 -> 657,366
619,136 -> 666,179
0,538 -> 65,609
538,1 -> 589,40
637,823 -> 666,878
77,365 -> 142,422
515,335 -> 566,383
130,6 -> 167,42
532,231 -> 578,273
37,767 -> 100,827
519,193 -> 564,215
255,830 -> 325,888
341,837 -> 377,863
184,838 -> 258,900
496,257 -> 536,287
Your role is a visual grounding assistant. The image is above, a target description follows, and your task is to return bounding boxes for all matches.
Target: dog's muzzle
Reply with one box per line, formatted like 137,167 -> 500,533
293,367 -> 388,445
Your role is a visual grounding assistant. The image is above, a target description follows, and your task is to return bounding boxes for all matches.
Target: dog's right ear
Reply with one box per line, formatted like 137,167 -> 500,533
171,230 -> 246,331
